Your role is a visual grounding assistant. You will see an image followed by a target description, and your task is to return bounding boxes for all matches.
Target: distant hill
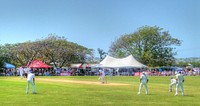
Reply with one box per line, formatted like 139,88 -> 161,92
176,57 -> 200,62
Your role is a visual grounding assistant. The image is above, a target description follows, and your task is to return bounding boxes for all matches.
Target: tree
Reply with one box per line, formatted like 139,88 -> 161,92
97,48 -> 107,61
109,26 -> 181,67
0,44 -> 12,68
9,42 -> 40,66
0,34 -> 93,68
38,34 -> 92,68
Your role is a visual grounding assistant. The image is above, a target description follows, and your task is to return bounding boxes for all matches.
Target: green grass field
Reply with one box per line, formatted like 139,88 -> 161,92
0,76 -> 200,106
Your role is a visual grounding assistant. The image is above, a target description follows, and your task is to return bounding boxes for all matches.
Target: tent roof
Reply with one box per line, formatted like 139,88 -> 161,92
28,60 -> 52,68
99,55 -> 147,68
87,64 -> 101,68
4,63 -> 15,69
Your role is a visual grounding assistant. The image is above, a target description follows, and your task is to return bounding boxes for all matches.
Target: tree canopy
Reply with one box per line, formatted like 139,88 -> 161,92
0,34 -> 94,68
109,26 -> 182,67
97,48 -> 107,61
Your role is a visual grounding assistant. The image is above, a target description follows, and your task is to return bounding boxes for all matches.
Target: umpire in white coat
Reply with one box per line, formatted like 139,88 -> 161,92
138,72 -> 148,95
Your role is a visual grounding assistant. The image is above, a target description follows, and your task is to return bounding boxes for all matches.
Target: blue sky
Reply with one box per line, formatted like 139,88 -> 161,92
0,0 -> 199,58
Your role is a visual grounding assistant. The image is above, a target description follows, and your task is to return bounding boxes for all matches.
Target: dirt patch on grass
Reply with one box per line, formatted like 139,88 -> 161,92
36,78 -> 129,86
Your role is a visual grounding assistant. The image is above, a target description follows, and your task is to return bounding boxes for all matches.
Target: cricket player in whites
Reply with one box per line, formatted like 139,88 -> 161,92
99,68 -> 105,84
169,77 -> 176,92
26,70 -> 36,94
98,68 -> 102,80
138,72 -> 148,95
109,68 -> 113,80
175,71 -> 184,96
19,67 -> 24,79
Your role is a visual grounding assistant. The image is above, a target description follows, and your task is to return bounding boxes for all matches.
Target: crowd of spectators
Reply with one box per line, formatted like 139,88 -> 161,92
1,67 -> 200,76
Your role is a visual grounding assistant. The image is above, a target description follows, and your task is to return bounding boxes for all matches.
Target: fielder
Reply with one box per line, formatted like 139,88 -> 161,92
19,67 -> 24,79
26,70 -> 37,94
175,71 -> 184,96
99,68 -> 105,84
169,77 -> 176,92
138,72 -> 148,95
98,68 -> 102,80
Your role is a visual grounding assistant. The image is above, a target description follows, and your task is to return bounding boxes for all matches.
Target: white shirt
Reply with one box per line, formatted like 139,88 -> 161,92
19,67 -> 24,74
24,68 -> 29,73
99,69 -> 105,76
140,74 -> 148,83
176,74 -> 184,83
27,73 -> 35,81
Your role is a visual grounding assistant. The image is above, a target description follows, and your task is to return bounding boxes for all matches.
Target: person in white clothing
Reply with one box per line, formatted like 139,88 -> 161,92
169,77 -> 176,92
99,68 -> 105,84
138,72 -> 148,95
98,68 -> 102,80
24,67 -> 30,78
26,70 -> 36,94
109,68 -> 113,80
19,67 -> 24,79
175,71 -> 184,96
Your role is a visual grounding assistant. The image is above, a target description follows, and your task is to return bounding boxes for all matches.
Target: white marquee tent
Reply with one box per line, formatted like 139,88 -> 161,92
99,55 -> 147,68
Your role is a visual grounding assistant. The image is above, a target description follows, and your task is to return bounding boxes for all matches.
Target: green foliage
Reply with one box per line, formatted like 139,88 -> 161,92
0,34 -> 93,68
9,41 -> 40,66
37,34 -> 90,68
97,48 -> 107,61
109,26 -> 181,67
0,44 -> 13,68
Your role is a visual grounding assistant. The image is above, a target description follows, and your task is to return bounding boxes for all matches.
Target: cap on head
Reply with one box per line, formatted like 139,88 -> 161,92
142,72 -> 145,74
